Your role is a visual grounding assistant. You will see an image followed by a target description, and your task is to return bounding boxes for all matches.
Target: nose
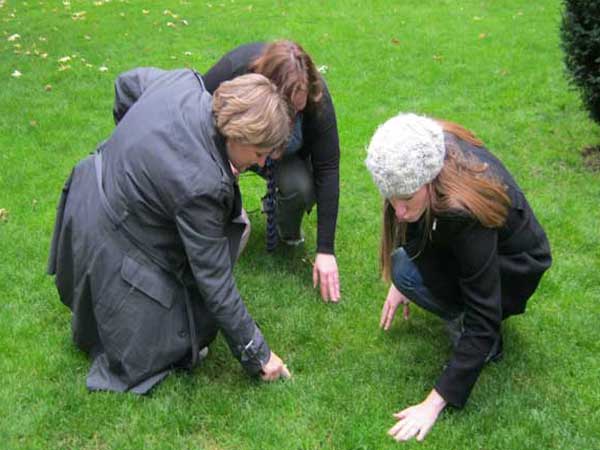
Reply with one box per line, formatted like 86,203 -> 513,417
393,202 -> 408,221
257,154 -> 268,168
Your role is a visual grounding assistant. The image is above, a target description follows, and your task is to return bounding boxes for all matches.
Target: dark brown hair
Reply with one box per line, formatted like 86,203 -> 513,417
249,40 -> 323,109
379,120 -> 511,281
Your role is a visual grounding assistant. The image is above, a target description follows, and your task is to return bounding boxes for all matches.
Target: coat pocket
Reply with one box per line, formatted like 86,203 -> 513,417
121,255 -> 177,309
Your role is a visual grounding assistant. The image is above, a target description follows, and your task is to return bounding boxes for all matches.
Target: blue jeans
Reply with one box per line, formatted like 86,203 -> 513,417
391,248 -> 463,321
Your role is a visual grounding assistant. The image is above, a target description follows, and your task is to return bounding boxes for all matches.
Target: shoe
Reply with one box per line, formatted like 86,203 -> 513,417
198,346 -> 209,361
277,226 -> 305,247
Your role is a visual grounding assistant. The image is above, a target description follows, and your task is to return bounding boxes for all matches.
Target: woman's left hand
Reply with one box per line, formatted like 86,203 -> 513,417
313,253 -> 340,303
388,389 -> 446,442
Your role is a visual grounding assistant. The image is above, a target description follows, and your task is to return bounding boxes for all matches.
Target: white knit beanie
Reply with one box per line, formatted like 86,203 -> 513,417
365,113 -> 446,198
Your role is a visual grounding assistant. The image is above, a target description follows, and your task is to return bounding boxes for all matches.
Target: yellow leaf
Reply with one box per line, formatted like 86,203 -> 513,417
11,69 -> 22,77
99,65 -> 108,72
0,209 -> 9,222
58,55 -> 71,63
72,11 -> 86,20
7,33 -> 20,41
44,84 -> 52,91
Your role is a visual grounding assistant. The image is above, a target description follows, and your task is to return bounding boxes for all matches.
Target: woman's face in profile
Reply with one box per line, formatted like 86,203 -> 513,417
389,185 -> 430,223
226,140 -> 273,173
291,86 -> 308,112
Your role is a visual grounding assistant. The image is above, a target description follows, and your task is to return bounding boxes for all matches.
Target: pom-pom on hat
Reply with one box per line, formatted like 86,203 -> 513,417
365,113 -> 446,198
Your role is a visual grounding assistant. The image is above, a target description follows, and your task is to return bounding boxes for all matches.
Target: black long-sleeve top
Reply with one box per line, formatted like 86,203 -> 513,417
202,43 -> 340,255
403,134 -> 552,408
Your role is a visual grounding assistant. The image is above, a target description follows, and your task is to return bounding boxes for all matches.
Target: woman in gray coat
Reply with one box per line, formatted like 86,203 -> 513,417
48,71 -> 292,393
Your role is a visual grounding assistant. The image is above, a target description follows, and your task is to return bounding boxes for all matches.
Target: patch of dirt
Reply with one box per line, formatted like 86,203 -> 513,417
582,145 -> 600,172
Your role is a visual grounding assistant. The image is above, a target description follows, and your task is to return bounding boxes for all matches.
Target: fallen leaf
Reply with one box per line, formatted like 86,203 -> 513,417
473,16 -> 483,21
58,55 -> 71,63
391,37 -> 400,45
0,209 -> 8,222
72,11 -> 86,20
30,120 -> 38,127
7,33 -> 20,41
58,64 -> 71,71
181,19 -> 189,26
317,65 -> 328,74
44,84 -> 52,91
99,65 -> 108,72
184,51 -> 192,56
84,35 -> 91,40
142,9 -> 149,14
166,21 -> 175,27
11,69 -> 22,77
40,52 -> 48,58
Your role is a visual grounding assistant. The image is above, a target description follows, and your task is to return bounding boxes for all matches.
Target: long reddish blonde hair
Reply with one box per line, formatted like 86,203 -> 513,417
249,40 -> 323,110
380,120 -> 511,281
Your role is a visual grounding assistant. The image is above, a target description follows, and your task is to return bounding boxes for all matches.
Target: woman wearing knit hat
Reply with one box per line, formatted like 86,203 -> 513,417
365,113 -> 552,442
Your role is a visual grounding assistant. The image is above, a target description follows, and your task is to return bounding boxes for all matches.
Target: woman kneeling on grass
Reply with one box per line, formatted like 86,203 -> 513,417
365,113 -> 552,442
48,72 -> 292,393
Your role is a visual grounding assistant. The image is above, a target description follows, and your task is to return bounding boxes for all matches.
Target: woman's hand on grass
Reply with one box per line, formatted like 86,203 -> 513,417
380,284 -> 410,330
261,351 -> 291,381
313,253 -> 340,303
388,389 -> 446,442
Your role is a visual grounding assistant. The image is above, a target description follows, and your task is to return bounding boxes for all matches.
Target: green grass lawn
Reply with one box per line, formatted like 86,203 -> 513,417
1,0 -> 599,448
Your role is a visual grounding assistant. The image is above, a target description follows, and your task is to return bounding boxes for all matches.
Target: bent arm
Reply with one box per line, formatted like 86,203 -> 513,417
434,223 -> 503,407
175,190 -> 270,375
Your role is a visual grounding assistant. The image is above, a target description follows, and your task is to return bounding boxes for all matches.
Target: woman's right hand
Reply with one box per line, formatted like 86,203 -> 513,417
380,284 -> 410,330
261,351 -> 291,381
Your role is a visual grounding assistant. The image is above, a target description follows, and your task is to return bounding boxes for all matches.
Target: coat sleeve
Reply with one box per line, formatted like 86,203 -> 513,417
113,67 -> 169,124
174,187 -> 271,375
302,85 -> 340,254
434,222 -> 503,408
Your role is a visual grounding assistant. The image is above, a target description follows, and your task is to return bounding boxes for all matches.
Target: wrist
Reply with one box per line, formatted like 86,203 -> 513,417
425,389 -> 447,414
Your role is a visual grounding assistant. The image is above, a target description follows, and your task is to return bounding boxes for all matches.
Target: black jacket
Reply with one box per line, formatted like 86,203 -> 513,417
48,68 -> 270,392
203,42 -> 340,254
403,134 -> 552,408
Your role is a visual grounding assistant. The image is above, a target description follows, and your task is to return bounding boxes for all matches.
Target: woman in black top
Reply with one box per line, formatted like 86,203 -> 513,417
204,41 -> 341,303
365,113 -> 551,442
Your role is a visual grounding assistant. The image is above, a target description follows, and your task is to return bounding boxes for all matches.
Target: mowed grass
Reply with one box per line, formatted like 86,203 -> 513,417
1,0 -> 599,449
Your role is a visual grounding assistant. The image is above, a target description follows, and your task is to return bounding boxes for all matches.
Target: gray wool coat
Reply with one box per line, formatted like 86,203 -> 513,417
48,68 -> 271,393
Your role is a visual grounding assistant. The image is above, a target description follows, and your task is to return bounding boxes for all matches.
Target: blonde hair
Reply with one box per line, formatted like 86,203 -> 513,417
212,73 -> 293,154
249,40 -> 324,108
379,120 -> 511,282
